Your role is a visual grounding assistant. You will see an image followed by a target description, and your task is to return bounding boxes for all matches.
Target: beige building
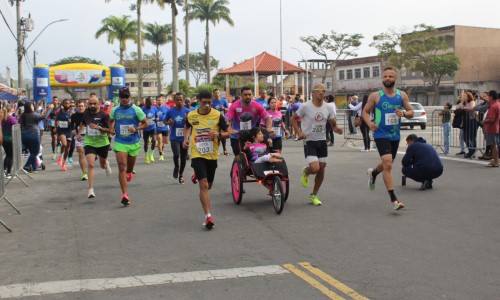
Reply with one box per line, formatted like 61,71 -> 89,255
123,60 -> 164,98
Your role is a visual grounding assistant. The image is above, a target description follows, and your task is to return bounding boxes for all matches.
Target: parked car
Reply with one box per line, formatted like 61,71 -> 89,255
401,102 -> 427,130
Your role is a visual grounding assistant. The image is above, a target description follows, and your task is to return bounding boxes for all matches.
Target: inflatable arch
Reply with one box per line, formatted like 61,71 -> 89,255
33,63 -> 126,104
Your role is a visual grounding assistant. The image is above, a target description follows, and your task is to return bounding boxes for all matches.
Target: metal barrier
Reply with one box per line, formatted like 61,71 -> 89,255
0,145 -> 21,233
6,124 -> 31,187
339,109 -> 373,148
430,109 -> 485,156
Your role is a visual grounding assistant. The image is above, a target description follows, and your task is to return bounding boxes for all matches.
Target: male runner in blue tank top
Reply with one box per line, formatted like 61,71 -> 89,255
362,67 -> 413,210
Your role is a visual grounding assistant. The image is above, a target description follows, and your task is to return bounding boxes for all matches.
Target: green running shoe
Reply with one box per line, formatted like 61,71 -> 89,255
301,166 -> 309,187
309,194 -> 322,206
81,172 -> 88,181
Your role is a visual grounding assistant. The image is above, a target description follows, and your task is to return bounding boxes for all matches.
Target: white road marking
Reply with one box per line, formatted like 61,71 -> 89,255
0,265 -> 289,299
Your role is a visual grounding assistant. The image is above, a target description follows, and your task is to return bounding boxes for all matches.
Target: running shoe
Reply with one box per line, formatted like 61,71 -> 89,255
52,152 -> 56,160
105,161 -> 112,176
392,201 -> 405,210
309,194 -> 322,206
81,172 -> 88,181
126,172 -> 133,182
367,168 -> 375,191
88,188 -> 95,198
173,166 -> 179,179
121,193 -> 131,206
132,169 -> 136,174
301,166 -> 309,187
179,175 -> 185,184
57,156 -> 62,165
145,155 -> 150,164
203,216 -> 214,230
61,163 -> 67,171
56,146 -> 61,153
68,157 -> 73,164
191,173 -> 198,184
159,154 -> 164,161
5,173 -> 12,179
149,153 -> 155,162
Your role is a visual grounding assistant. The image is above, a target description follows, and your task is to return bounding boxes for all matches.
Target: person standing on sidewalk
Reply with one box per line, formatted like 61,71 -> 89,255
362,67 -> 414,210
291,83 -> 343,206
109,88 -> 148,206
482,90 -> 500,167
440,103 -> 452,155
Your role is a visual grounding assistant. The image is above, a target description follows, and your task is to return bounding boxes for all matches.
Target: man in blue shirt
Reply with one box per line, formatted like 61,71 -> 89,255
211,88 -> 229,155
165,93 -> 190,184
255,89 -> 269,110
402,134 -> 443,190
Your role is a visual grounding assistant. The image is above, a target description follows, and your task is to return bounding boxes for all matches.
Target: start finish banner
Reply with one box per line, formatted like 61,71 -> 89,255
50,63 -> 111,87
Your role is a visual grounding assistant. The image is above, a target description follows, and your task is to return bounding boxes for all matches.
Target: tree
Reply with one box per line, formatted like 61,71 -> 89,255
164,0 -> 183,92
105,0 -> 166,100
212,73 -> 243,89
50,56 -> 103,99
167,78 -> 191,96
178,52 -> 219,86
144,22 -> 174,94
300,31 -> 363,84
95,15 -> 138,65
187,0 -> 234,84
371,24 -> 460,105
124,51 -> 165,98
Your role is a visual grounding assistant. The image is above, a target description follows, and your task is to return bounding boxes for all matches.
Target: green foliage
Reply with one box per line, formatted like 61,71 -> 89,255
143,22 -> 174,47
212,73 -> 243,88
167,79 -> 192,96
95,15 -> 138,64
178,52 -> 219,86
50,56 -> 102,66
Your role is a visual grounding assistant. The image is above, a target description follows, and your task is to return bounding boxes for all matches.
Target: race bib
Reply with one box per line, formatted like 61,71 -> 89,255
385,113 -> 399,125
87,127 -> 100,137
50,120 -> 55,126
157,121 -> 165,127
176,128 -> 184,137
311,124 -> 324,134
272,127 -> 281,136
120,125 -> 134,135
80,127 -> 87,135
147,118 -> 155,125
58,121 -> 68,128
241,120 -> 251,130
196,141 -> 214,155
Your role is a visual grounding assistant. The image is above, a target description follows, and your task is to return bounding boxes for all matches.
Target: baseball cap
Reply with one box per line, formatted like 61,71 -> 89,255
119,87 -> 130,98
104,101 -> 111,106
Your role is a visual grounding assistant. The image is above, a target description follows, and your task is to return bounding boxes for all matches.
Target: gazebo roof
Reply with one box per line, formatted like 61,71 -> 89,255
218,51 -> 306,76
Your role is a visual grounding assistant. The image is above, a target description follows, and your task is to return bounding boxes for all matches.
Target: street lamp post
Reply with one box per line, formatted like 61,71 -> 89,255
292,47 -> 308,101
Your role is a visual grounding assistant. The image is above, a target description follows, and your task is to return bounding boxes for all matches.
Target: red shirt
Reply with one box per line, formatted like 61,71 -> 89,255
165,100 -> 175,109
484,101 -> 500,133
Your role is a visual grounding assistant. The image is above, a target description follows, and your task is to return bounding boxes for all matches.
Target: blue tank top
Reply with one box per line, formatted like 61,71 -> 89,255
373,89 -> 403,141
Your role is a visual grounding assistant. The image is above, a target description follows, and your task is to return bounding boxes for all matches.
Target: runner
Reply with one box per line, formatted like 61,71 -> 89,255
165,92 -> 190,184
291,83 -> 343,206
77,95 -> 112,198
141,97 -> 158,163
67,99 -> 77,164
47,96 -> 60,159
211,89 -> 229,156
109,87 -> 148,206
55,98 -> 73,171
362,67 -> 414,210
183,90 -> 230,229
71,100 -> 87,180
155,94 -> 169,161
225,86 -> 272,156
267,97 -> 288,153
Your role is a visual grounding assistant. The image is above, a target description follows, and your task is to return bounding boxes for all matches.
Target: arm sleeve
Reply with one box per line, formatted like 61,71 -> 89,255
134,106 -> 146,121
110,107 -> 117,120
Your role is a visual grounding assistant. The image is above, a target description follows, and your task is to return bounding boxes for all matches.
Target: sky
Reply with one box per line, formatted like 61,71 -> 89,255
1,0 -> 500,85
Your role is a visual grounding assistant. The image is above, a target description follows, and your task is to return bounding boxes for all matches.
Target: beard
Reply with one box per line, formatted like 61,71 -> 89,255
383,81 -> 396,88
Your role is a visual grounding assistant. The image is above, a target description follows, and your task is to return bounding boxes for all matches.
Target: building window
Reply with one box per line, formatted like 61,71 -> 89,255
355,69 -> 361,79
372,66 -> 380,78
363,67 -> 370,78
143,82 -> 151,87
326,82 -> 332,90
346,69 -> 353,80
339,70 -> 345,80
130,82 -> 135,87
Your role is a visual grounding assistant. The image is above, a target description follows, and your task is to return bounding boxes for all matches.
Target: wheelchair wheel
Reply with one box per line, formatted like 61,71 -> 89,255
272,176 -> 284,214
231,160 -> 243,205
282,179 -> 289,202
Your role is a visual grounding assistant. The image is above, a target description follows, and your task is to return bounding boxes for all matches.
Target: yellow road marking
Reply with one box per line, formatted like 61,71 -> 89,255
282,264 -> 346,300
299,262 -> 369,300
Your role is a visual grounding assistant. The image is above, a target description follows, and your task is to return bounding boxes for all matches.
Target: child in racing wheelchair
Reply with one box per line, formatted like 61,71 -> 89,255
240,127 -> 283,163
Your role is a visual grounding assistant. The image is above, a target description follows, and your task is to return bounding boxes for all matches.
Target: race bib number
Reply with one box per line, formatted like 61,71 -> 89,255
157,121 -> 165,127
87,127 -> 100,137
196,141 -> 214,155
120,125 -> 134,135
147,118 -> 155,125
241,120 -> 251,130
385,113 -> 399,125
176,128 -> 184,137
58,121 -> 68,128
272,127 -> 281,136
311,124 -> 324,134
50,120 -> 55,127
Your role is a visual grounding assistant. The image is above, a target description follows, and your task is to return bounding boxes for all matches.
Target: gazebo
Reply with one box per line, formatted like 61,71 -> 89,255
218,51 -> 308,97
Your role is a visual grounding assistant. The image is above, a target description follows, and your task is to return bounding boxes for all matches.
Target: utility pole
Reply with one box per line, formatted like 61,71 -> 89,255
171,2 -> 179,92
33,50 -> 37,65
16,0 -> 23,90
184,0 -> 190,86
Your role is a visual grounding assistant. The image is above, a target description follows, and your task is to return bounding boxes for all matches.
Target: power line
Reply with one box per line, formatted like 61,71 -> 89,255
0,6 -> 16,40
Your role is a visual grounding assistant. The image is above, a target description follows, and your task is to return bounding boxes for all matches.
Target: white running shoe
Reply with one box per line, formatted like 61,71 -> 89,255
88,188 -> 95,198
105,160 -> 112,176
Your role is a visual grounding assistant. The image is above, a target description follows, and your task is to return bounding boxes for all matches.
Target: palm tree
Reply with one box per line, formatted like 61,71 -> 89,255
183,0 -> 191,86
188,0 -> 234,84
144,22 -> 174,94
95,15 -> 138,65
164,0 -> 183,92
105,0 -> 165,99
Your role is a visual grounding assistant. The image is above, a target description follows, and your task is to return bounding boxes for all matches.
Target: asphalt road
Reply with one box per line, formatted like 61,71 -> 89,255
0,133 -> 499,300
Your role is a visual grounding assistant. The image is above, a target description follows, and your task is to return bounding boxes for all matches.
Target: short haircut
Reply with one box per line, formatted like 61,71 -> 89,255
197,90 -> 212,100
158,94 -> 165,98
444,102 -> 452,109
406,134 -> 418,142
241,86 -> 252,94
89,92 -> 97,97
383,66 -> 397,73
212,88 -> 219,93
327,95 -> 335,102
175,92 -> 183,97
52,96 -> 58,100
488,90 -> 498,100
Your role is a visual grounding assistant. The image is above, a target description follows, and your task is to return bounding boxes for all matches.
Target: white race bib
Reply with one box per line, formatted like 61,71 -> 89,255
157,121 -> 165,127
196,141 -> 214,155
120,125 -> 134,135
385,113 -> 399,125
58,121 -> 68,128
80,127 -> 87,135
176,128 -> 184,137
87,127 -> 100,137
147,118 -> 155,126
241,120 -> 251,130
272,127 -> 281,136
311,124 -> 324,134
50,120 -> 55,126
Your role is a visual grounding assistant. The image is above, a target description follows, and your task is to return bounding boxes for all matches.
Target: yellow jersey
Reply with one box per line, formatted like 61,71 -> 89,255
186,108 -> 227,160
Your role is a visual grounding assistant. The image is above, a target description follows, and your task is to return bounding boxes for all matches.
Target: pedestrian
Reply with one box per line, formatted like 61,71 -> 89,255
440,103 -> 452,155
212,89 -> 229,156
183,90 -> 231,229
2,105 -> 17,178
481,90 -> 500,167
19,101 -> 49,173
267,97 -> 288,153
291,83 -> 343,206
71,100 -> 88,180
401,134 -> 443,190
55,99 -> 73,171
325,95 -> 335,147
165,92 -> 190,184
109,87 -> 148,206
347,95 -> 359,134
362,67 -> 414,210
142,97 -> 158,163
155,94 -> 170,161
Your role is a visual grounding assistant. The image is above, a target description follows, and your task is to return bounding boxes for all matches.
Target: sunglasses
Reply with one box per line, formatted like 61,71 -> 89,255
313,89 -> 326,93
